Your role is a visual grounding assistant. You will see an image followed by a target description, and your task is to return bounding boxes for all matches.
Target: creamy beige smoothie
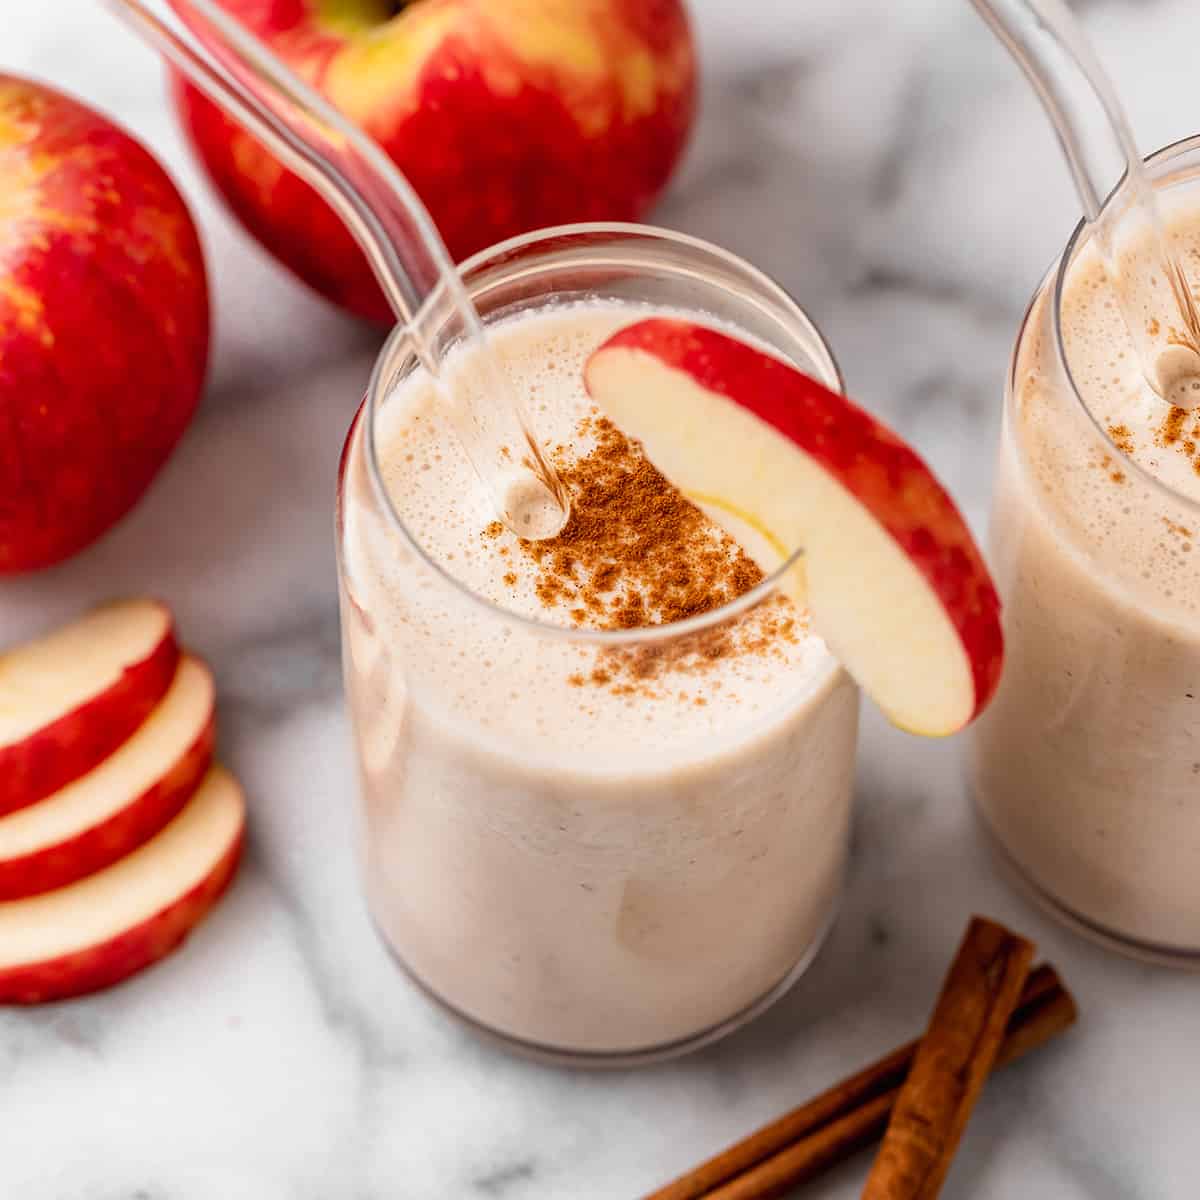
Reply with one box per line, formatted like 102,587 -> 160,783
973,191 -> 1200,959
338,297 -> 859,1056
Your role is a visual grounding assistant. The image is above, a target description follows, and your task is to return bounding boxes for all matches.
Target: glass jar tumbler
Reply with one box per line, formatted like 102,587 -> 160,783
972,139 -> 1200,967
336,224 -> 861,1063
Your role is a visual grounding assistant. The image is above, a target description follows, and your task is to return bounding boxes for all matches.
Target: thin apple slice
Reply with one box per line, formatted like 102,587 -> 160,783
585,318 -> 1003,736
0,657 -> 216,900
0,600 -> 179,816
0,766 -> 244,1005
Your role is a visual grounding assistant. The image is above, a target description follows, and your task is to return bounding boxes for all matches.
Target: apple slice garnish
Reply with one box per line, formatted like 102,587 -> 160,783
0,766 -> 244,1005
0,657 -> 216,900
584,319 -> 1003,736
0,600 -> 179,816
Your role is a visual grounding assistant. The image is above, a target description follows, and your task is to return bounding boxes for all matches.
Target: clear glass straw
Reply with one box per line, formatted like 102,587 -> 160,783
103,0 -> 569,536
971,0 -> 1200,408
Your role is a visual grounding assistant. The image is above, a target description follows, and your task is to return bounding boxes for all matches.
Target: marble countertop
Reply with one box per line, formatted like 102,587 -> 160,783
4,2 -> 1197,1197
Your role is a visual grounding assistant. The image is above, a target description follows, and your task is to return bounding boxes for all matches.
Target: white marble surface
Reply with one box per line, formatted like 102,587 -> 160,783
3,2 -> 1198,1196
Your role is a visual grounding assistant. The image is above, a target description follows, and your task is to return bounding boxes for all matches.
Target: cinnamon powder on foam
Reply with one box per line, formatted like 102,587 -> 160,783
483,413 -> 802,697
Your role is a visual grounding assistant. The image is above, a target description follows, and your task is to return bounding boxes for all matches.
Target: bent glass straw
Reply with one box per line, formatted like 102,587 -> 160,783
103,0 -> 569,537
972,0 -> 1200,407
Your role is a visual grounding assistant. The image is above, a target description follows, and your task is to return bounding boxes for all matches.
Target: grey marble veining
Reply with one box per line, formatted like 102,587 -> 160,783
3,2 -> 1198,1197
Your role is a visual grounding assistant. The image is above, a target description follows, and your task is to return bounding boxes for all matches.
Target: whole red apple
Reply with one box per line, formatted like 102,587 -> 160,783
0,77 -> 210,574
172,0 -> 697,322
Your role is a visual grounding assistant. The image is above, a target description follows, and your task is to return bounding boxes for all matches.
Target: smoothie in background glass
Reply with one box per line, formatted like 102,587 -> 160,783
337,227 -> 860,1063
973,138 -> 1200,964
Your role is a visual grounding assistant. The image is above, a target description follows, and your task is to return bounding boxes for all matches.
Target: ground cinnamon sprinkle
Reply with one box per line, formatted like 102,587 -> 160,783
1159,406 -> 1188,446
587,592 -> 801,696
485,412 -> 802,695
517,414 -> 763,629
1149,407 -> 1200,476
1108,423 -> 1134,455
1094,451 -> 1126,483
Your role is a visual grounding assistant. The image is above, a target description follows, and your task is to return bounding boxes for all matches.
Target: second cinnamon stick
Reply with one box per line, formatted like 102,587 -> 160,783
860,916 -> 1035,1200
644,963 -> 1072,1200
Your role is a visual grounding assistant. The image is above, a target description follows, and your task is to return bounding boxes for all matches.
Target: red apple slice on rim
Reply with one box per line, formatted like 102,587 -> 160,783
0,766 -> 245,1005
0,657 -> 216,900
584,319 -> 1003,736
0,601 -> 179,816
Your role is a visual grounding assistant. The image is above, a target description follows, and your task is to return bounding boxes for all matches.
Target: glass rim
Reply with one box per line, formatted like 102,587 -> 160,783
362,220 -> 845,646
1048,132 -> 1200,518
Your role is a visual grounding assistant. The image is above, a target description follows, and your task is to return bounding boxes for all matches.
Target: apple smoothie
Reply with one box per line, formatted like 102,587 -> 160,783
338,295 -> 859,1059
973,179 -> 1200,960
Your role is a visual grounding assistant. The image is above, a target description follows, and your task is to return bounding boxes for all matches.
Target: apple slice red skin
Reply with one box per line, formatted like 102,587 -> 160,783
0,826 -> 242,1006
0,621 -> 180,819
0,716 -> 214,902
592,319 -> 1005,726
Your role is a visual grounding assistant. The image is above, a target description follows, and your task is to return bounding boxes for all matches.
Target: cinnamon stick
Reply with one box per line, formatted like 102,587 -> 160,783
643,964 -> 1072,1200
706,981 -> 1075,1200
860,916 -> 1035,1199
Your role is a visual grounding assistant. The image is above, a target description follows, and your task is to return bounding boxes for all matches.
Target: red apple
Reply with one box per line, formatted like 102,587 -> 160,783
0,656 -> 216,900
0,600 -> 180,816
0,766 -> 244,1005
171,0 -> 696,322
585,319 -> 1005,736
0,76 -> 209,574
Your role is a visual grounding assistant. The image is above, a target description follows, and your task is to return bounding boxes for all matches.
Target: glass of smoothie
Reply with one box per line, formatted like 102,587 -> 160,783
337,224 -> 861,1065
972,136 -> 1200,967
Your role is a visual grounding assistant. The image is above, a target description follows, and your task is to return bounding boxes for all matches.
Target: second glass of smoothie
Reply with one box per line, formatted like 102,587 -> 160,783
337,225 -> 860,1064
973,137 -> 1200,966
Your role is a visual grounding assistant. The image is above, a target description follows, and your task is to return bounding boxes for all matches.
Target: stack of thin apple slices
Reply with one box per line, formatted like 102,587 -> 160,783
0,601 -> 245,1004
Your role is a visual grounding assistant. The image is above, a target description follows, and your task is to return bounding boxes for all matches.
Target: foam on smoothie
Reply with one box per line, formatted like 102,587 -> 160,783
1017,213 -> 1200,618
351,300 -> 839,757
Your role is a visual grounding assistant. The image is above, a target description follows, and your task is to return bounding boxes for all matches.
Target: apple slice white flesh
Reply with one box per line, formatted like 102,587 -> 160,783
0,657 -> 216,900
0,766 -> 244,1005
0,600 -> 179,816
584,318 -> 1004,736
